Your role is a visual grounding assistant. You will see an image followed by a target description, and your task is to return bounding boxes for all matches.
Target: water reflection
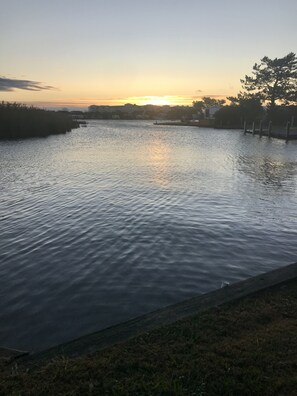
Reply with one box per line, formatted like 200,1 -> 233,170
237,155 -> 297,190
147,138 -> 171,188
1,122 -> 297,351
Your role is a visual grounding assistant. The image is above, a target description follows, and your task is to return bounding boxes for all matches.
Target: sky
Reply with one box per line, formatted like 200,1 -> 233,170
1,0 -> 296,109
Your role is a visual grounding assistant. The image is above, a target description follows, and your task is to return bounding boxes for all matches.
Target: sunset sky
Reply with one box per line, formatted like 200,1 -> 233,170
1,0 -> 296,109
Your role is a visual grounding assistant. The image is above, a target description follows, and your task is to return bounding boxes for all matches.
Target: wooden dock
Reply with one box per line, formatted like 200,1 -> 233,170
245,129 -> 297,140
244,121 -> 297,141
154,121 -> 200,127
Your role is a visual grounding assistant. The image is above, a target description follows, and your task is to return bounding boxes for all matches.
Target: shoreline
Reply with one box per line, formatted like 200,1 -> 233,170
154,121 -> 297,138
18,261 -> 297,367
1,262 -> 297,395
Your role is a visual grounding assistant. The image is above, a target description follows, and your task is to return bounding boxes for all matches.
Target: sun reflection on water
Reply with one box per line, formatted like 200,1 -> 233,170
147,138 -> 172,188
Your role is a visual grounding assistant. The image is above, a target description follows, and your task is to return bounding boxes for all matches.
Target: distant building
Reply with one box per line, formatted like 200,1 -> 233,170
123,103 -> 137,113
204,106 -> 221,119
88,105 -> 123,113
88,105 -> 99,112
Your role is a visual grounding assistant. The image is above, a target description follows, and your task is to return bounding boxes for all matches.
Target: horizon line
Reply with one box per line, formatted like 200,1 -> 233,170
1,94 -> 229,110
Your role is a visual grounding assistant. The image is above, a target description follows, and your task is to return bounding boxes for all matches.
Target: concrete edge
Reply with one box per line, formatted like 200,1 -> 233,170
0,347 -> 29,364
22,261 -> 297,367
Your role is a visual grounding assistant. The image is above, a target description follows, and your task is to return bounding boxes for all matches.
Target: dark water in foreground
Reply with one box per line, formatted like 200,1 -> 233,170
1,120 -> 296,351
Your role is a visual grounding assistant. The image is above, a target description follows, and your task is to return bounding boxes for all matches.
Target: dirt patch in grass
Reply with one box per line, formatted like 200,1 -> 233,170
1,279 -> 297,395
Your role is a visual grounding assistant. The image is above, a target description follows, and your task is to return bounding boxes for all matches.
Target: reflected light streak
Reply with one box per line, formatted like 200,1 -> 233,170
148,139 -> 172,188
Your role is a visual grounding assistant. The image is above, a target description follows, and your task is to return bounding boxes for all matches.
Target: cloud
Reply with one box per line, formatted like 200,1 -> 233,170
0,77 -> 56,92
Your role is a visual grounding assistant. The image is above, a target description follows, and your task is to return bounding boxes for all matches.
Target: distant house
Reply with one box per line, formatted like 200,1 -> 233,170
204,106 -> 221,119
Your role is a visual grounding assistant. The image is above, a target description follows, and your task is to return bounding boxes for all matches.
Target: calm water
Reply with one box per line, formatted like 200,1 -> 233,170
1,120 -> 297,351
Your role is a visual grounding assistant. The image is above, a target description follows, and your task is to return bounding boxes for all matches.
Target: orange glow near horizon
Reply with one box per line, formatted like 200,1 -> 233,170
114,96 -> 194,107
138,97 -> 171,106
8,94 -> 233,110
22,95 -> 203,109
129,96 -> 176,106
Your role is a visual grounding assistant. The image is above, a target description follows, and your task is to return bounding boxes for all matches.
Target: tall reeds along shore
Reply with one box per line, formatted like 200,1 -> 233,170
0,102 -> 79,139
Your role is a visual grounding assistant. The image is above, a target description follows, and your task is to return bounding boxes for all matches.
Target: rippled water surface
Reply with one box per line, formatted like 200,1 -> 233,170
1,120 -> 297,350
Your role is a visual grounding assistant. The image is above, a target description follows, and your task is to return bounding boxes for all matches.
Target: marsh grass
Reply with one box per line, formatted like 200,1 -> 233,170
0,102 -> 79,139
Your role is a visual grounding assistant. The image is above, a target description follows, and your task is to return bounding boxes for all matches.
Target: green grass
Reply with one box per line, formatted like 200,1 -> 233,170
1,280 -> 297,395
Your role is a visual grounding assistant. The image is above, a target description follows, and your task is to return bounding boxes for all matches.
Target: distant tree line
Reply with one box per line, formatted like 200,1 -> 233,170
87,105 -> 195,121
0,102 -> 80,139
213,52 -> 297,128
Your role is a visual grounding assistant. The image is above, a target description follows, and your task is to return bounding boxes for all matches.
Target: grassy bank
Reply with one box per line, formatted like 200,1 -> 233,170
1,278 -> 297,395
0,102 -> 79,139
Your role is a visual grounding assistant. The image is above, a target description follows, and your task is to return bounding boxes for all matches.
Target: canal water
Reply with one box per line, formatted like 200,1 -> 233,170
1,120 -> 296,350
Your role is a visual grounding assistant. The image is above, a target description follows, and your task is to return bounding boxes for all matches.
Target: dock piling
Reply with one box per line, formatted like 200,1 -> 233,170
259,120 -> 263,137
286,121 -> 290,142
268,121 -> 272,138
